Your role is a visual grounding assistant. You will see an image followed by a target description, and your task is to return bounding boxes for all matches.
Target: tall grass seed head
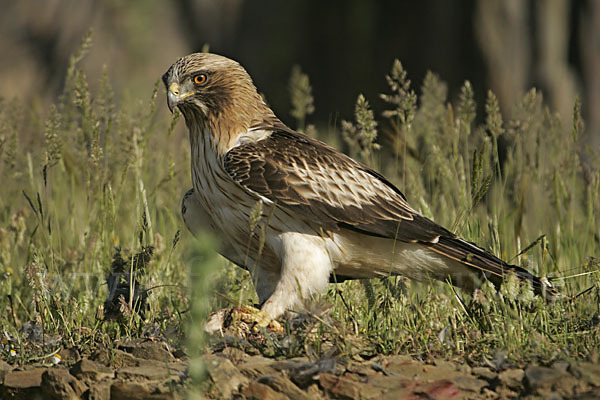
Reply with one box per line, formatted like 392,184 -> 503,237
500,271 -> 520,301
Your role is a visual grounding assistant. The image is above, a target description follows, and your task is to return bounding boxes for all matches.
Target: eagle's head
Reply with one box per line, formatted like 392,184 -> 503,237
162,53 -> 276,151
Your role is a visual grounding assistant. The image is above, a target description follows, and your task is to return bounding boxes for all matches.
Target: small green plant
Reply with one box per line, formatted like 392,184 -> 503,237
0,31 -> 191,364
341,94 -> 380,165
289,64 -> 315,134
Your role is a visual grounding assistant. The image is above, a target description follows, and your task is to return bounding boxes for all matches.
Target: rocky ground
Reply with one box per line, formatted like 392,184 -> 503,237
204,351 -> 600,399
0,340 -> 186,399
2,336 -> 600,399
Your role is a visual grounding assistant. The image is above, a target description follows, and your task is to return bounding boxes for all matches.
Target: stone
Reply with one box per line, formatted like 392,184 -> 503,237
452,376 -> 487,393
422,380 -> 462,398
238,355 -> 279,378
204,355 -> 249,398
319,373 -> 360,399
41,368 -> 87,400
168,361 -> 187,372
306,383 -> 326,399
258,375 -> 312,400
458,364 -> 472,374
493,385 -> 518,399
482,387 -> 501,399
498,368 -> 525,388
91,348 -> 138,368
1,367 -> 45,400
576,390 -> 600,399
377,355 -> 413,366
377,355 -> 414,377
545,375 -> 580,399
367,374 -> 409,390
163,361 -> 187,378
88,382 -> 111,400
553,361 -> 570,372
0,359 -> 13,383
111,382 -> 152,400
420,364 -> 462,382
434,359 -> 458,371
546,391 -> 567,400
381,356 -> 461,382
121,340 -> 174,363
243,382 -> 288,400
116,365 -> 173,382
571,362 -> 600,386
220,346 -> 248,363
3,368 -> 45,389
112,381 -> 179,400
319,372 -> 382,400
70,358 -> 114,385
525,365 -> 567,389
273,357 -> 339,388
472,366 -> 497,380
383,379 -> 461,400
368,362 -> 391,376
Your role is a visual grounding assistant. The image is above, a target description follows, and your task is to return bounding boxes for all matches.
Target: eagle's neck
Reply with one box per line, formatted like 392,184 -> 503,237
183,111 -> 220,157
186,118 -> 229,215
182,102 -> 283,157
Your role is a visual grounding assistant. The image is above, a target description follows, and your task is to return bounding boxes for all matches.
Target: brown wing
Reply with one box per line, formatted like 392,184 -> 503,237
223,129 -> 559,299
224,130 -> 450,243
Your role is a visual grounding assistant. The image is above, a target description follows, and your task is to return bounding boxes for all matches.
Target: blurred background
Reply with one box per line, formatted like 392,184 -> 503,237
1,0 -> 598,150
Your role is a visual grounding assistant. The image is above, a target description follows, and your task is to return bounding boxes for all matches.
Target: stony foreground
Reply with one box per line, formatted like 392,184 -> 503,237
1,338 -> 600,399
203,351 -> 600,399
0,340 -> 186,399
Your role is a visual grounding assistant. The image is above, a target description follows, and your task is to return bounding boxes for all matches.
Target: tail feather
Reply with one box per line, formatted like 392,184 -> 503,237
426,236 -> 560,301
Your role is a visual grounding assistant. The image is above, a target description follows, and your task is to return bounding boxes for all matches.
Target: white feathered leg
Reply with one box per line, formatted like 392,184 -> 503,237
261,232 -> 333,318
250,266 -> 280,305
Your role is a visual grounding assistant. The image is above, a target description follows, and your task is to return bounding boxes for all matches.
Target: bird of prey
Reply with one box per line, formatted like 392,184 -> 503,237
163,53 -> 558,319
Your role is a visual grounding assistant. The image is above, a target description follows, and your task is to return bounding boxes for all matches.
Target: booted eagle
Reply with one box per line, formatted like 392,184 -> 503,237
163,53 -> 558,318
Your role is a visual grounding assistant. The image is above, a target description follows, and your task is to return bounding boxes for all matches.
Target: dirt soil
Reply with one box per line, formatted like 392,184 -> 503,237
2,336 -> 600,399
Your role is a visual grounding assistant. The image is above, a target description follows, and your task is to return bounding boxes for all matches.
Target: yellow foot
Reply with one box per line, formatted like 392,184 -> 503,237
205,306 -> 284,335
233,305 -> 284,333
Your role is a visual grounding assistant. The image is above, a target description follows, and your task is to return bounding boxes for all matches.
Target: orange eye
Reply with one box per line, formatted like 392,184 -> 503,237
193,74 -> 207,85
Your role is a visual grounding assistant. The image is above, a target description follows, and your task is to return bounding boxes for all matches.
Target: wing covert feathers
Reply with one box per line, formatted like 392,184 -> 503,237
224,130 -> 439,240
223,129 -> 559,300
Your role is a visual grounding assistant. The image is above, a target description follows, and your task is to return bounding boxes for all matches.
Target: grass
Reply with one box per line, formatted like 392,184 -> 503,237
0,35 -> 599,379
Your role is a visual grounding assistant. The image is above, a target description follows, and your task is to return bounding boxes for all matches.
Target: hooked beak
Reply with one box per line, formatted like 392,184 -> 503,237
166,82 -> 193,113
